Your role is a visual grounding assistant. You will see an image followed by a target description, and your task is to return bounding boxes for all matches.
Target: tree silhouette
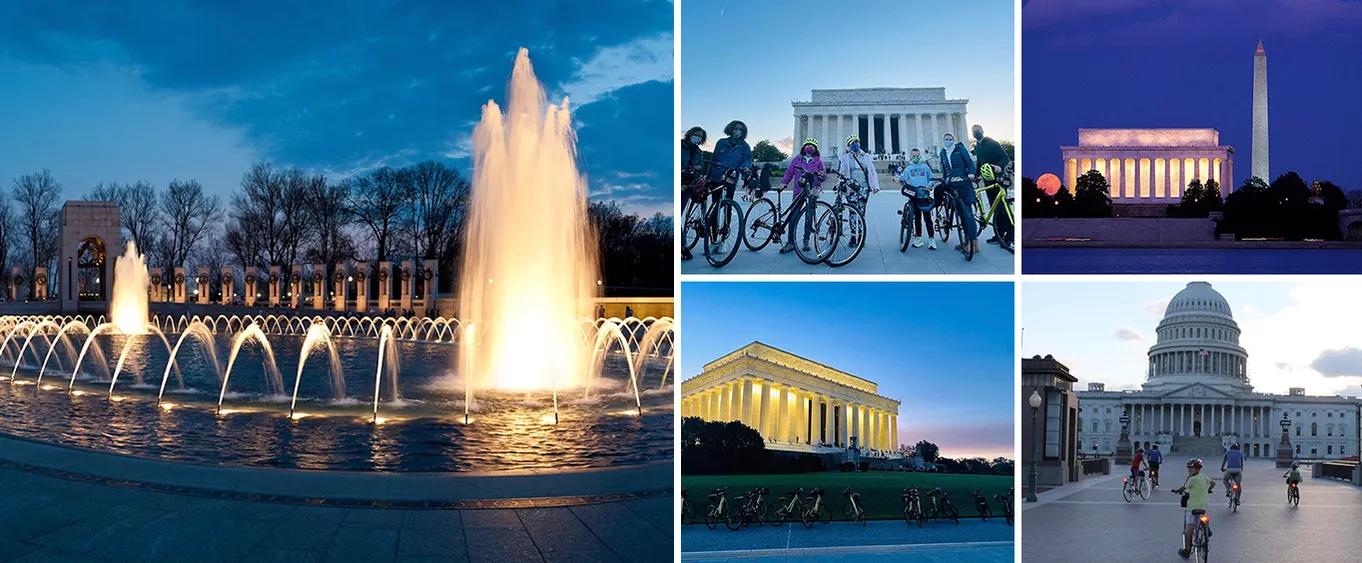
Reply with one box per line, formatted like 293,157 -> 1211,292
752,140 -> 788,163
1073,170 -> 1112,217
915,440 -> 941,464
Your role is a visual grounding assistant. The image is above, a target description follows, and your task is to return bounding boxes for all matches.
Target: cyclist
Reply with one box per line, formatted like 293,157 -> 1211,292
777,138 -> 827,254
898,148 -> 937,249
1173,458 -> 1215,560
938,132 -> 978,254
1283,461 -> 1302,489
1148,444 -> 1163,486
680,126 -> 708,261
970,124 -> 1012,245
1221,443 -> 1245,499
1130,447 -> 1147,482
707,120 -> 753,205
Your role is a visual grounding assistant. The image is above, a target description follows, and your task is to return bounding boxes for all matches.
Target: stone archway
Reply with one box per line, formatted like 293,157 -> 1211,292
58,201 -> 122,313
76,237 -> 107,301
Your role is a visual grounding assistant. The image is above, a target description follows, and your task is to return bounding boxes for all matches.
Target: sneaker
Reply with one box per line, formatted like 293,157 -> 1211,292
986,236 -> 1000,244
802,241 -> 811,252
928,239 -> 937,250
849,236 -> 858,247
911,236 -> 924,248
972,241 -> 981,253
779,243 -> 795,254
681,248 -> 692,261
1178,549 -> 1190,560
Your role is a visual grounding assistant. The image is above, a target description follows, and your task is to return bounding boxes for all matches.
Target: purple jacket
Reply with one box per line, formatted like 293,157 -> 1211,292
781,155 -> 826,196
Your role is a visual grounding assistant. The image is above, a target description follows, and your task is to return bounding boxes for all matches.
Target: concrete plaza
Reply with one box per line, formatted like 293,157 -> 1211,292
681,520 -> 1013,563
1022,456 -> 1362,561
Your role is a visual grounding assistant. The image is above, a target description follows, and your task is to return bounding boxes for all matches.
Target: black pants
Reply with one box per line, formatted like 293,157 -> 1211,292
912,202 -> 935,238
709,180 -> 736,208
986,186 -> 1012,239
786,190 -> 816,244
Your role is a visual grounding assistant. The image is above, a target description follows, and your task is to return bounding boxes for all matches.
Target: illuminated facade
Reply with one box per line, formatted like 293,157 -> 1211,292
792,88 -> 969,159
1252,40 -> 1270,183
679,342 -> 901,454
1061,129 -> 1234,204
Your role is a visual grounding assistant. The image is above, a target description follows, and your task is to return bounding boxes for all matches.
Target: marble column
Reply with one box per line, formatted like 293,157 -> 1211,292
898,113 -> 909,154
741,379 -> 753,427
820,115 -> 829,154
756,381 -> 769,437
867,115 -> 877,154
930,114 -> 940,146
914,114 -> 924,154
793,116 -> 800,153
719,384 -> 731,421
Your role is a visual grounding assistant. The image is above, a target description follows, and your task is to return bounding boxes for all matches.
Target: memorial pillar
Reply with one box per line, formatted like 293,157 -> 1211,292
898,113 -> 909,154
914,114 -> 924,154
421,259 -> 437,317
820,115 -> 829,154
289,265 -> 302,308
171,267 -> 185,303
268,266 -> 281,306
33,267 -> 47,301
333,264 -> 346,311
148,268 -> 162,303
354,262 -> 368,312
399,260 -> 414,312
244,267 -> 257,307
194,268 -> 209,304
930,114 -> 939,147
377,261 -> 391,312
869,115 -> 878,154
793,116 -> 800,155
311,265 -> 325,309
740,378 -> 753,427
220,267 -> 233,305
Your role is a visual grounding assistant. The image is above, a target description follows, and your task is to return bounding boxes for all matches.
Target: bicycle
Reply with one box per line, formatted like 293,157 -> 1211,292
801,486 -> 832,528
971,163 -> 1015,254
934,182 -> 958,247
680,163 -> 746,268
815,173 -> 868,267
940,174 -> 977,261
1286,480 -> 1300,506
1150,466 -> 1160,488
1228,480 -> 1241,512
841,487 -> 866,525
743,170 -> 835,264
971,489 -> 992,522
897,180 -> 937,253
1123,470 -> 1152,502
926,488 -> 960,524
704,487 -> 732,530
727,487 -> 770,530
993,488 -> 1014,526
770,487 -> 805,527
680,488 -> 694,525
1176,491 -> 1212,563
901,486 -> 925,527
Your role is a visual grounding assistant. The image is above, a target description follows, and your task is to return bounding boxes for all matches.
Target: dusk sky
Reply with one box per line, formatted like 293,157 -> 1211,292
1023,0 -> 1362,190
1023,280 -> 1362,398
682,0 -> 1015,155
0,0 -> 674,216
681,282 -> 1015,460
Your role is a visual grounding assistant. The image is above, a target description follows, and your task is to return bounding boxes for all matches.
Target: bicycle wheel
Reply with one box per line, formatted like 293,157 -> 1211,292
912,506 -> 924,528
770,506 -> 787,527
943,504 -> 959,524
1122,483 -> 1134,503
1291,487 -> 1300,506
902,505 -> 914,526
935,201 -> 953,243
742,198 -> 777,252
1193,525 -> 1209,563
703,200 -> 744,268
842,502 -> 856,521
704,502 -> 723,530
817,503 -> 832,524
1004,508 -> 1013,526
681,201 -> 703,251
823,204 -> 866,267
1139,478 -> 1151,500
978,505 -> 990,522
792,200 -> 836,264
996,204 -> 1015,254
800,504 -> 815,529
681,500 -> 694,526
899,203 -> 913,252
724,507 -> 744,531
955,200 -> 974,261
756,499 -> 770,526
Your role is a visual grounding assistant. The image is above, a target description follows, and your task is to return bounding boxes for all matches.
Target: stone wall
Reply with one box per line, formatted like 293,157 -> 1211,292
1023,218 -> 1216,247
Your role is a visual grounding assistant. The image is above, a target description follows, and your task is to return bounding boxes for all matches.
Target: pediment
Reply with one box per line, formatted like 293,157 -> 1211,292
1157,383 -> 1236,400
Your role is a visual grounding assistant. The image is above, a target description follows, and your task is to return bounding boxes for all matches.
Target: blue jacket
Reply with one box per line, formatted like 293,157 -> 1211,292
939,142 -> 975,182
707,137 -> 752,182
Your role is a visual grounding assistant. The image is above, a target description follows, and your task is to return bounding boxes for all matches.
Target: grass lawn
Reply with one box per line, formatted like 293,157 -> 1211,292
682,472 -> 1013,521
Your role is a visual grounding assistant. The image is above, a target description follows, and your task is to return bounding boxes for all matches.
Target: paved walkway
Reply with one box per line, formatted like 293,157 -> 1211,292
1022,456 -> 1362,561
682,175 -> 1013,275
682,541 -> 1013,563
681,519 -> 1013,563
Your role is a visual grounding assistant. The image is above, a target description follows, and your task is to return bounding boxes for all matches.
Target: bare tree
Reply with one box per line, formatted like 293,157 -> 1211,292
346,166 -> 412,263
303,177 -> 356,277
0,201 -> 13,293
230,162 -> 311,268
407,161 -> 470,263
1347,189 -> 1362,209
11,170 -> 63,295
160,179 -> 222,268
86,181 -> 160,252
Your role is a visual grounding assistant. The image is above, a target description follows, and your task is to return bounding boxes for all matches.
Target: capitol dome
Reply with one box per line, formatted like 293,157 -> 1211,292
1144,282 -> 1251,393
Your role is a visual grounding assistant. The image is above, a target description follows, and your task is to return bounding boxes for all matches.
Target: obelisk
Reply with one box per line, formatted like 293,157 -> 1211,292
1252,40 -> 1268,183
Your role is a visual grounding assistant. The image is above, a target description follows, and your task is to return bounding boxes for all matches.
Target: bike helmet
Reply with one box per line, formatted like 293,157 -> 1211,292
1151,444 -> 1159,450
724,120 -> 747,138
980,162 -> 997,182
1291,461 -> 1300,468
1186,458 -> 1204,469
802,137 -> 819,151
1136,448 -> 1145,454
1231,443 -> 1240,450
845,135 -> 860,147
933,487 -> 944,493
914,187 -> 934,211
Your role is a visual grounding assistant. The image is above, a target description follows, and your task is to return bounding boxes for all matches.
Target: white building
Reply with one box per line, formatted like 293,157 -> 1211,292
1078,282 -> 1361,460
1061,128 -> 1235,204
791,88 -> 969,164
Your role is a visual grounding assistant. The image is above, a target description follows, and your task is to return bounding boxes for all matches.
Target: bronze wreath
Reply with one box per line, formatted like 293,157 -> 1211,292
245,274 -> 256,285
32,274 -> 43,286
378,269 -> 389,282
423,268 -> 433,280
333,271 -> 345,284
291,272 -> 302,284
269,273 -> 279,284
401,268 -> 411,281
355,271 -> 367,282
312,271 -> 323,282
149,274 -> 161,286
175,273 -> 186,285
197,275 -> 210,286
220,274 -> 232,285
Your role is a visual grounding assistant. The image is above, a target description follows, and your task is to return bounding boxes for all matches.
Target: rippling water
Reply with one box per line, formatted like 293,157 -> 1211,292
1024,248 -> 1362,274
0,334 -> 673,472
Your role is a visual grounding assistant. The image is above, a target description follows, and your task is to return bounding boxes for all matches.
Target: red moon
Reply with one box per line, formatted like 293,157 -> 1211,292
1037,173 -> 1062,195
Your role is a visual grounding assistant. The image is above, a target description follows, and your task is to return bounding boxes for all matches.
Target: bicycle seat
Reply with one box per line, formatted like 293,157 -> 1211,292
788,488 -> 802,497
842,487 -> 854,496
1191,509 -> 1207,515
758,488 -> 770,495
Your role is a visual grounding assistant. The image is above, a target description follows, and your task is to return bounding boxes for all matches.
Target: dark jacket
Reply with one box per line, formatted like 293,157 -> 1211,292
939,142 -> 976,182
974,137 -> 1010,169
681,139 -> 704,171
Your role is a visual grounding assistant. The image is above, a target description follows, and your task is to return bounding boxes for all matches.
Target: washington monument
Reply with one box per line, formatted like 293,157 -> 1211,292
1252,40 -> 1268,182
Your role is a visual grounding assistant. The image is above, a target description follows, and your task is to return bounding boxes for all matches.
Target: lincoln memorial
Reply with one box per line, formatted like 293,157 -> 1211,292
792,88 -> 969,163
679,342 -> 901,454
1061,128 -> 1235,203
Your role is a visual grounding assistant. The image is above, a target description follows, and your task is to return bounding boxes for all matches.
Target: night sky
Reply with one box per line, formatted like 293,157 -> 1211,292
1023,0 -> 1362,190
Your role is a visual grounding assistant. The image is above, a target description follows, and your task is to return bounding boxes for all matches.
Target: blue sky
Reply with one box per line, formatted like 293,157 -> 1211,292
1023,0 -> 1362,189
0,0 -> 674,216
681,0 -> 1016,155
681,282 -> 1015,460
1023,280 -> 1362,398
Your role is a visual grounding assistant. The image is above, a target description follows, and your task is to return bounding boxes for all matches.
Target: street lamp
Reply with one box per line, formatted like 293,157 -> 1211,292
1277,412 -> 1294,467
1027,389 -> 1042,502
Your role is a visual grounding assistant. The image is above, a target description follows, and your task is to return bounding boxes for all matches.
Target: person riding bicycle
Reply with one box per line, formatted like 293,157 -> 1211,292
1222,443 -> 1245,499
898,148 -> 937,249
1283,461 -> 1302,486
971,124 -> 1012,245
1173,458 -> 1215,560
778,138 -> 827,254
1148,444 -> 1163,486
707,120 -> 753,203
680,126 -> 708,261
938,132 -> 978,254
1130,447 -> 1147,482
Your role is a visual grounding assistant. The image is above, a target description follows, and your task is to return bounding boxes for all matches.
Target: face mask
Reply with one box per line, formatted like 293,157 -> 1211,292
911,156 -> 921,164
732,129 -> 744,139
690,136 -> 702,145
943,140 -> 955,149
803,147 -> 815,156
850,143 -> 861,152
972,130 -> 983,140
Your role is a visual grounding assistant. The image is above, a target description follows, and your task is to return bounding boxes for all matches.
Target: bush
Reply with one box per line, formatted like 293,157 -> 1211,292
839,461 -> 856,472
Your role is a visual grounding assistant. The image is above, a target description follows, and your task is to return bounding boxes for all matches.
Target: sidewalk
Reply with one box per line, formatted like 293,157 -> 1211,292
682,541 -> 1013,563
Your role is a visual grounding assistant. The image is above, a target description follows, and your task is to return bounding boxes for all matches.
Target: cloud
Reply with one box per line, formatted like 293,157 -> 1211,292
558,32 -> 673,108
1115,327 -> 1144,341
1142,298 -> 1170,319
1028,0 -> 1362,49
775,136 -> 795,155
1311,347 -> 1362,378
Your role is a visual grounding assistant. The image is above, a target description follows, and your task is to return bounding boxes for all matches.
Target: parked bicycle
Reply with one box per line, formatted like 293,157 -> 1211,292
815,172 -> 867,267
680,163 -> 746,268
971,489 -> 992,522
1123,470 -> 1151,502
971,163 -> 1015,254
901,486 -> 925,527
769,487 -> 805,527
897,180 -> 937,253
680,488 -> 694,525
727,487 -> 770,530
801,486 -> 832,528
841,487 -> 866,525
743,170 -> 835,264
994,488 -> 1014,526
925,487 -> 960,524
704,487 -> 732,530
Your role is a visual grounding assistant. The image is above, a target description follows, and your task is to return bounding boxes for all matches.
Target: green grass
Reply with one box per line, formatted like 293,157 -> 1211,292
682,472 -> 1013,521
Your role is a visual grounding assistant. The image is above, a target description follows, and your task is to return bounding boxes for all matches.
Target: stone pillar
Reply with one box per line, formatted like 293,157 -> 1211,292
930,114 -> 940,147
399,260 -> 414,312
868,115 -> 878,154
719,384 -> 731,422
289,265 -> 302,308
311,265 -> 325,309
220,267 -> 233,305
244,267 -> 257,307
793,116 -> 800,156
898,113 -> 909,154
795,391 -> 807,443
268,266 -> 281,306
757,382 -> 770,437
354,262 -> 368,313
739,379 -> 753,427
333,264 -> 346,311
170,267 -> 184,303
377,261 -> 391,311
194,267 -> 208,304
148,268 -> 162,303
33,267 -> 48,301
914,114 -> 924,154
891,414 -> 898,451
421,259 -> 437,317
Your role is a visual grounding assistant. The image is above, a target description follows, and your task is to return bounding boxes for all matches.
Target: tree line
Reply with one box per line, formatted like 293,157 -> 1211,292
2,162 -> 673,300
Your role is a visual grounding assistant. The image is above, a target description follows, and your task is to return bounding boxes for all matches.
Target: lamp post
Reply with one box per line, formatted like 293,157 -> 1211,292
1027,390 -> 1041,502
1116,409 -> 1133,463
1276,412 -> 1294,468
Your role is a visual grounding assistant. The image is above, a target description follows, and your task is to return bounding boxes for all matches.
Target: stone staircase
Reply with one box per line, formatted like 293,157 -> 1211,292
1173,436 -> 1224,457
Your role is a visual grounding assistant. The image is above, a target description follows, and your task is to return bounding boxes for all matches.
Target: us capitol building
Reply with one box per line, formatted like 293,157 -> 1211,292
1079,282 -> 1361,460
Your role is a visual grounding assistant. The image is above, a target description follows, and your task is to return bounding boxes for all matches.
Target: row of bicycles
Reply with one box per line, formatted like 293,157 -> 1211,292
680,486 -> 1013,530
681,163 -> 1013,268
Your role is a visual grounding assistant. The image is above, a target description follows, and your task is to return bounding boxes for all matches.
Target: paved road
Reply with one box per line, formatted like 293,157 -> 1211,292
1022,456 -> 1362,561
682,541 -> 1013,563
0,463 -> 673,563
682,176 -> 1014,275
